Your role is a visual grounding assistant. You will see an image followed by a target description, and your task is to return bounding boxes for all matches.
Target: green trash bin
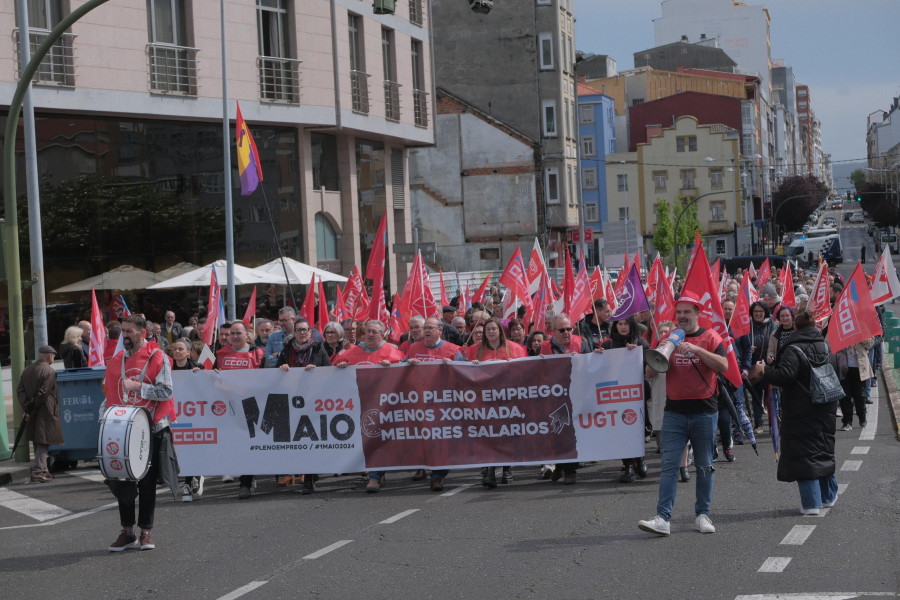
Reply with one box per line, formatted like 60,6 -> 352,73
50,366 -> 106,467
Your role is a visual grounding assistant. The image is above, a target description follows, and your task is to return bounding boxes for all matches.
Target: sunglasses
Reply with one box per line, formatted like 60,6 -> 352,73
557,327 -> 573,333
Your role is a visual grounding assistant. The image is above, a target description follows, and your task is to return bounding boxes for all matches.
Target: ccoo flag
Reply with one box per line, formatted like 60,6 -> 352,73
236,102 -> 263,196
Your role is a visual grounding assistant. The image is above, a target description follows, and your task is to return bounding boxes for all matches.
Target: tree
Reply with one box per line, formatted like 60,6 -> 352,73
850,169 -> 866,191
771,175 -> 828,232
674,196 -> 702,250
653,199 -> 674,257
858,180 -> 898,227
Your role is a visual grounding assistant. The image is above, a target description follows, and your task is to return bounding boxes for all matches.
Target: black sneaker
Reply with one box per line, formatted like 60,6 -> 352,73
500,467 -> 513,484
108,530 -> 137,552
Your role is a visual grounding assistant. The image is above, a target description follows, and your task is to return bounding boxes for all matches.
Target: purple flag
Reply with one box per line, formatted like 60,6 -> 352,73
610,263 -> 650,321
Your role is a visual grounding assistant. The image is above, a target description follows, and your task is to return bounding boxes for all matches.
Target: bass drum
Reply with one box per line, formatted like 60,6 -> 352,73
98,406 -> 152,481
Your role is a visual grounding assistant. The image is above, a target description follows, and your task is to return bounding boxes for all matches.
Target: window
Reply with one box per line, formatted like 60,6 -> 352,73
311,133 -> 339,191
545,168 -> 560,204
538,33 -> 554,69
676,135 -> 697,152
147,0 -> 197,95
710,167 -> 724,189
568,166 -> 574,205
619,207 -> 630,221
409,0 -> 423,26
17,0 -> 74,85
798,101 -> 808,110
542,101 -> 557,137
715,239 -> 727,256
581,136 -> 595,156
583,168 -> 597,189
617,173 -> 628,192
480,248 -> 500,261
257,0 -> 299,102
680,169 -> 696,189
382,28 -> 399,121
411,40 -> 428,127
584,203 -> 599,222
564,100 -> 570,139
711,201 -> 725,221
653,170 -> 667,192
348,14 -> 369,113
315,214 -> 338,260
579,104 -> 593,124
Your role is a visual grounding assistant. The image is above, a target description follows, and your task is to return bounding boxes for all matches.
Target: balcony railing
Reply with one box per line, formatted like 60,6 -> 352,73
680,186 -> 698,196
409,0 -> 424,25
258,56 -> 302,103
351,70 -> 370,114
15,29 -> 76,86
413,88 -> 428,127
148,43 -> 198,95
384,80 -> 400,121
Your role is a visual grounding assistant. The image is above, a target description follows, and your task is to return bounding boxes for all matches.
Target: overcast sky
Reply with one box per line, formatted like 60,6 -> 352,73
574,0 -> 900,167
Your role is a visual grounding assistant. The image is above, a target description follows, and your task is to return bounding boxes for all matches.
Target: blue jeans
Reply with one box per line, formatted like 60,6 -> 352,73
657,410 -> 717,521
797,474 -> 838,510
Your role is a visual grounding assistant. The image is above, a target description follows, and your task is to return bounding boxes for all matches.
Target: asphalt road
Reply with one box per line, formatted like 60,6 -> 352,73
1,378 -> 898,600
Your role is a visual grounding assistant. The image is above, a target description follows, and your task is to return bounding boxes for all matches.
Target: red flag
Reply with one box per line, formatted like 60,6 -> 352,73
614,253 -> 630,296
809,262 -> 831,324
652,259 -> 676,327
88,288 -> 107,367
110,294 -> 131,320
388,293 -> 407,345
461,284 -> 471,311
332,284 -> 349,323
731,274 -> 757,338
526,269 -> 553,329
711,259 -> 720,291
472,272 -> 491,305
748,262 -> 757,282
399,252 -> 439,320
632,251 -> 641,275
266,285 -> 277,304
603,269 -> 618,312
780,261 -> 796,308
590,267 -> 604,301
201,265 -> 220,347
571,253 -> 592,319
343,265 -> 368,321
757,258 -> 771,288
871,246 -> 900,305
527,238 -> 547,294
681,239 -> 742,388
242,287 -> 257,328
300,275 -> 317,326
439,269 -> 449,307
645,255 -> 662,307
499,246 -> 532,310
365,213 -> 389,326
623,251 -> 630,274
562,248 -> 576,318
198,344 -> 216,371
827,263 -> 883,353
318,278 -> 329,332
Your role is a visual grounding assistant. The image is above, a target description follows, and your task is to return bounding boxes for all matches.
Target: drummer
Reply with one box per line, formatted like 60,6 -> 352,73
103,315 -> 177,552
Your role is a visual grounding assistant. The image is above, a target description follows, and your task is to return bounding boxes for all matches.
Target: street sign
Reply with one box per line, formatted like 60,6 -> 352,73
570,228 -> 594,243
393,242 -> 436,263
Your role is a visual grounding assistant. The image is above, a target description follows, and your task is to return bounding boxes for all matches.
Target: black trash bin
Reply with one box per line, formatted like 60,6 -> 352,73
50,366 -> 106,467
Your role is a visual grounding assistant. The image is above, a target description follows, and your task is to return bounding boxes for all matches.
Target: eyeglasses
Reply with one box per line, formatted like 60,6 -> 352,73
557,327 -> 573,333
423,326 -> 439,330
295,327 -> 310,333
324,329 -> 338,335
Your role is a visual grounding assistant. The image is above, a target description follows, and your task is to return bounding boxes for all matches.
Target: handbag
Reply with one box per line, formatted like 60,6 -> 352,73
787,346 -> 844,404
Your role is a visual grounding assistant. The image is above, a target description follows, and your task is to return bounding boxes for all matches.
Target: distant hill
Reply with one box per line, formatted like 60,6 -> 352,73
832,160 -> 866,193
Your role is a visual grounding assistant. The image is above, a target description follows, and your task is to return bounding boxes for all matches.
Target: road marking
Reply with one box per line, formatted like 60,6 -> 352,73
736,594 -> 898,599
841,460 -> 862,471
216,581 -> 268,600
70,469 -> 106,482
837,483 -> 848,495
440,484 -> 474,497
0,488 -> 72,522
780,525 -> 815,545
758,557 -> 791,572
851,446 -> 870,455
860,393 -> 877,441
379,509 -> 419,524
303,540 -> 353,560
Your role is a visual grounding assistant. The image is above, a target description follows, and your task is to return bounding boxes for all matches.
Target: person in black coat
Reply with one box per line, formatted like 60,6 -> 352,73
749,310 -> 838,515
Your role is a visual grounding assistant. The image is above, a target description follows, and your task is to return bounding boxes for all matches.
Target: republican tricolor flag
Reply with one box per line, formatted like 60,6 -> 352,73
88,288 -> 107,367
235,102 -> 263,196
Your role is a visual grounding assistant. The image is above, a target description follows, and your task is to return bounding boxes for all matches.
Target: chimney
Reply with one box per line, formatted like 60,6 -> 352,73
700,33 -> 707,40
681,35 -> 688,42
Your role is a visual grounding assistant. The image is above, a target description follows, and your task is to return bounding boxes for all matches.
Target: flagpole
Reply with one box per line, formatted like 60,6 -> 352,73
259,185 -> 297,308
220,0 -> 236,320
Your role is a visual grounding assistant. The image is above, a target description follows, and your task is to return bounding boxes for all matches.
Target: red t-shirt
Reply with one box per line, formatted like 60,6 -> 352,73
406,340 -> 464,362
333,343 -> 405,365
539,335 -> 585,355
215,346 -> 265,370
466,342 -> 527,362
665,327 -> 725,413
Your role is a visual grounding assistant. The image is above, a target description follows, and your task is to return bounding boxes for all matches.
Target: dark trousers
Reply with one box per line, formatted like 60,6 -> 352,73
717,406 -> 733,449
110,430 -> 162,530
749,382 -> 766,427
840,367 -> 867,426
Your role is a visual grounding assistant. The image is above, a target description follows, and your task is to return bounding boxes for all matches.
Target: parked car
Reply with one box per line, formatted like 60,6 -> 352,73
849,213 -> 865,224
878,232 -> 899,253
823,216 -> 836,226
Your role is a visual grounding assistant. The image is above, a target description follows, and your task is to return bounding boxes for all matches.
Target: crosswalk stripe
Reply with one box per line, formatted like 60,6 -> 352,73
0,488 -> 72,522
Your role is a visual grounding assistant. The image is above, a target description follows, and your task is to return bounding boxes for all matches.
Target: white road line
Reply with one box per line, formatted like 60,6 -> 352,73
0,488 -> 72,522
215,581 -> 268,600
736,594 -> 898,599
851,446 -> 871,455
303,540 -> 353,560
70,470 -> 106,482
379,509 -> 419,524
758,557 -> 792,573
860,392 -> 878,441
841,460 -> 863,471
837,483 -> 848,495
780,525 -> 816,545
440,484 -> 474,497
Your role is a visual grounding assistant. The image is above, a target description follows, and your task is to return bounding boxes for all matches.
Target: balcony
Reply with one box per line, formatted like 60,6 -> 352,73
16,29 -> 76,86
148,43 -> 198,95
680,187 -> 698,197
384,80 -> 400,121
258,56 -> 302,103
351,70 -> 370,114
413,89 -> 429,127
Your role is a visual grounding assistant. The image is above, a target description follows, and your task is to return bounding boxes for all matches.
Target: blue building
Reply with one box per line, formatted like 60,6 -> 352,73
577,85 -> 616,265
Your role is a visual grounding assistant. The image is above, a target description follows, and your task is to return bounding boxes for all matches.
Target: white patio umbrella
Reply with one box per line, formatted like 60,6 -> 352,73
154,262 -> 200,281
255,257 -> 348,285
147,260 -> 272,289
51,265 -> 159,293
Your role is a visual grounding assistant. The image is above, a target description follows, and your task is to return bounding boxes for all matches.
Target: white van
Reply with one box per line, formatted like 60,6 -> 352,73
786,233 -> 843,266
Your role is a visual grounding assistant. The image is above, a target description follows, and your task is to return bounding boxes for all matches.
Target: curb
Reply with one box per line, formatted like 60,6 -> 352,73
884,365 -> 900,441
0,462 -> 33,487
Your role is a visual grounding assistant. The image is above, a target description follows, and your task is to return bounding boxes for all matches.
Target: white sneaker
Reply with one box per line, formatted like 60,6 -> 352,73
221,475 -> 235,483
695,514 -> 716,533
822,498 -> 836,508
193,476 -> 205,497
638,515 -> 670,536
800,507 -> 820,516
181,483 -> 193,503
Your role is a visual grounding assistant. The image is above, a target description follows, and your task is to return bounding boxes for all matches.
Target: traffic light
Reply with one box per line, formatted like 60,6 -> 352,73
846,191 -> 852,203
857,195 -> 862,202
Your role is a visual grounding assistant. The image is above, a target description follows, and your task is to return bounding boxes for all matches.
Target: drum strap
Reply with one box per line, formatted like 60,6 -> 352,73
120,348 -> 159,404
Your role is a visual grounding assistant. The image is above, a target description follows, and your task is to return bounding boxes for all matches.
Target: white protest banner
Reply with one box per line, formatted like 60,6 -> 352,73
172,349 -> 644,475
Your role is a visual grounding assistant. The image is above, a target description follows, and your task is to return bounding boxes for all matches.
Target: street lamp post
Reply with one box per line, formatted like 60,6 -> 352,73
672,189 -> 733,267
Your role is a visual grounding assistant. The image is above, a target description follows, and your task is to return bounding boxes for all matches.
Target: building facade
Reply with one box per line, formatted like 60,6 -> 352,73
1,0 -> 435,295
576,84 -> 615,265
